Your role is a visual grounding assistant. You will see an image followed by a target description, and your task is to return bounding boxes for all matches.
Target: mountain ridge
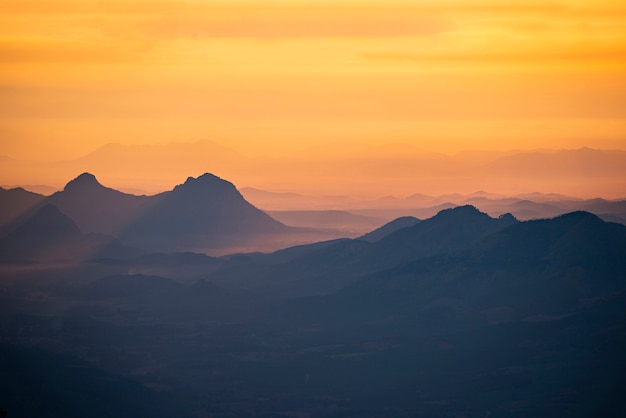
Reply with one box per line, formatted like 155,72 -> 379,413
0,203 -> 130,262
1,172 -> 290,255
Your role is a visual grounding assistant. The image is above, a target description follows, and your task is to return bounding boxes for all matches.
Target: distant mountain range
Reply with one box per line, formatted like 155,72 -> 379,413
203,206 -> 519,297
2,171 -> 626,259
2,143 -> 625,198
0,172 -> 288,256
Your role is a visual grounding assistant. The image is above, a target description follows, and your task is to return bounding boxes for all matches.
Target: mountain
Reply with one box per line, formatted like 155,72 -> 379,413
316,211 -> 626,327
365,205 -> 517,265
359,216 -> 420,242
119,173 -> 288,251
205,206 -> 518,297
0,204 -> 127,262
0,187 -> 45,227
11,172 -> 291,254
575,198 -> 626,216
3,205 -> 626,417
68,140 -> 246,195
46,172 -> 153,235
1,184 -> 58,195
254,211 -> 626,416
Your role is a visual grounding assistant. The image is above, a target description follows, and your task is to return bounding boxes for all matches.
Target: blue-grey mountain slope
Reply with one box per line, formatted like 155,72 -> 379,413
0,187 -> 45,227
119,173 -> 287,251
46,173 -> 153,235
0,204 -> 129,262
206,206 -> 518,297
359,215 -> 420,242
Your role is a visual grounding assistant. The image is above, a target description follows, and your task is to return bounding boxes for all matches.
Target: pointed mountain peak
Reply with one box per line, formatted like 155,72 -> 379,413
17,204 -> 80,235
174,173 -> 237,194
185,172 -> 221,184
34,203 -> 66,219
64,172 -> 103,192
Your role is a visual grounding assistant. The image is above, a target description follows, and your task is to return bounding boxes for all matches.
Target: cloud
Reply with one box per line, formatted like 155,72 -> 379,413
2,0 -> 624,42
141,9 -> 453,39
359,48 -> 626,66
0,38 -> 147,63
3,1 -> 561,41
0,0 -> 188,15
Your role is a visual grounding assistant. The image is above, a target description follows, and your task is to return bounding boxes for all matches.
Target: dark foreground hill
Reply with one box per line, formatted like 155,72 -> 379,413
287,211 -> 626,326
1,206 -> 625,417
358,215 -> 420,242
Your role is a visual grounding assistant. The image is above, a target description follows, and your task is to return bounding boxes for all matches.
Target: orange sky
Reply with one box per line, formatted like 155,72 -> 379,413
1,0 -> 625,196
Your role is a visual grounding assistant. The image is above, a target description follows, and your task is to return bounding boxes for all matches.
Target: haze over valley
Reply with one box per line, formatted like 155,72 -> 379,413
1,169 -> 626,417
2,0 -> 626,416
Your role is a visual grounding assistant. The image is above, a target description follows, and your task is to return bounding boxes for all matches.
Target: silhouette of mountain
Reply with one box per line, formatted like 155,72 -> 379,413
205,209 -> 626,416
575,198 -> 626,216
47,173 -> 153,235
367,206 -> 517,265
69,140 -> 245,194
2,183 -> 58,195
470,211 -> 626,273
11,172 -> 291,253
7,203 -> 81,239
0,204 -> 129,262
0,187 -> 45,226
599,213 -> 626,225
359,216 -> 420,242
120,173 -> 287,251
515,191 -> 581,202
316,210 -> 626,327
501,199 -> 565,220
205,206 -> 518,297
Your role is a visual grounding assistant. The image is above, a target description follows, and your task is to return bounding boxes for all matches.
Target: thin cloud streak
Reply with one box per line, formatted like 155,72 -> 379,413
143,10 -> 452,39
360,49 -> 626,66
0,38 -> 147,63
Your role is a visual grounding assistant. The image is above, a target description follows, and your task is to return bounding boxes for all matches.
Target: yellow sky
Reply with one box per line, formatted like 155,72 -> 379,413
1,0 -> 625,166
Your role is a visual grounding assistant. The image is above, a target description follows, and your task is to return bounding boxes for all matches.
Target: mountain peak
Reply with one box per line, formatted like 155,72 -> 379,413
13,204 -> 81,237
63,172 -> 103,192
498,213 -> 517,222
175,173 -> 237,194
185,172 -> 223,184
434,205 -> 488,221
556,210 -> 603,224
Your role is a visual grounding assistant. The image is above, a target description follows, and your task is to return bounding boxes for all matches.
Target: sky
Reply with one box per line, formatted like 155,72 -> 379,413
1,0 -> 625,196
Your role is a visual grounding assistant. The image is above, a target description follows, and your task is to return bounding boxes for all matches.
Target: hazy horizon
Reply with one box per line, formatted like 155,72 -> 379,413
2,0 -> 625,201
2,141 -> 625,201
